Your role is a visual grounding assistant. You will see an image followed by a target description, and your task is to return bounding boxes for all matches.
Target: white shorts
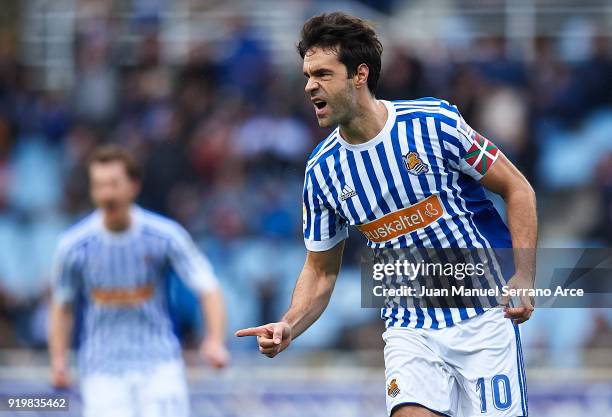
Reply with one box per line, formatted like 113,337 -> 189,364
383,309 -> 527,417
81,360 -> 190,417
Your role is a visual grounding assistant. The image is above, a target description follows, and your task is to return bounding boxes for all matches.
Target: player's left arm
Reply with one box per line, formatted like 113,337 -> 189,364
168,224 -> 229,368
480,153 -> 538,324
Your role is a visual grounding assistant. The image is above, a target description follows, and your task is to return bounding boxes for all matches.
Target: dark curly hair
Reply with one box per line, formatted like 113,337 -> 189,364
297,12 -> 383,94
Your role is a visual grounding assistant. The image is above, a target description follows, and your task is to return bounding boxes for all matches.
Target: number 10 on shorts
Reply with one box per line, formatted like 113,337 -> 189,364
476,374 -> 512,413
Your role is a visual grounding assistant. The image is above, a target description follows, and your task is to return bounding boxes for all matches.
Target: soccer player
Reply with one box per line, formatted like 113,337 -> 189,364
236,12 -> 536,417
48,145 -> 229,417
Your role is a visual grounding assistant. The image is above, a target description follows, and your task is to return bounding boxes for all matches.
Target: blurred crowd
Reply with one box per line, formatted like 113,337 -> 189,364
0,3 -> 611,365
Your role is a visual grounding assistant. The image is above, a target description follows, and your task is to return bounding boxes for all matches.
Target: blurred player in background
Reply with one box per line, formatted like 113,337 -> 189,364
48,145 -> 229,417
237,12 -> 537,417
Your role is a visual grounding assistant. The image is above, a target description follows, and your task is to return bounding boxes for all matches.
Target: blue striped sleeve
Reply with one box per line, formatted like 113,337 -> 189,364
303,170 -> 348,252
167,222 -> 219,293
51,239 -> 82,304
439,102 -> 501,180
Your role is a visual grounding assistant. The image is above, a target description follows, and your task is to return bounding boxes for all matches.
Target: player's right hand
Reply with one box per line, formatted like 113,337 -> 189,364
50,363 -> 71,389
234,322 -> 292,358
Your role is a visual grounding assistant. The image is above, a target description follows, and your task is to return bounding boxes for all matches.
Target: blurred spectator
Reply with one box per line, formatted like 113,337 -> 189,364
591,152 -> 612,245
583,312 -> 612,367
219,16 -> 272,101
377,47 -> 429,100
72,31 -> 118,125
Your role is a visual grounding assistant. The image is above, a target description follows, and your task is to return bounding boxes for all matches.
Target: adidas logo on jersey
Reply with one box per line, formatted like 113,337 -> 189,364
340,184 -> 357,201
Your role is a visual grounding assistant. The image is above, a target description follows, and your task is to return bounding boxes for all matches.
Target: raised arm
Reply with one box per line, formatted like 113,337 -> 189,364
235,241 -> 345,358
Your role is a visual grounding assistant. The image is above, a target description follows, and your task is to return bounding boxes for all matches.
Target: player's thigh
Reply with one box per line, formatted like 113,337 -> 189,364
451,309 -> 527,416
384,327 -> 459,417
138,360 -> 190,417
81,373 -> 136,417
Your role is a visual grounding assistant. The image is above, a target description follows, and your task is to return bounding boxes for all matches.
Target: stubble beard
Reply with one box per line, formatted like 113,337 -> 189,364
322,83 -> 357,129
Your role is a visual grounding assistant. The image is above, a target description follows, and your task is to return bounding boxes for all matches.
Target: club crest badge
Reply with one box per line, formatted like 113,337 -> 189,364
402,152 -> 429,176
387,378 -> 401,397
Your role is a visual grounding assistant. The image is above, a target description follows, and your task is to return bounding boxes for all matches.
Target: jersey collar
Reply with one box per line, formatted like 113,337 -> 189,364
335,100 -> 396,151
96,205 -> 143,243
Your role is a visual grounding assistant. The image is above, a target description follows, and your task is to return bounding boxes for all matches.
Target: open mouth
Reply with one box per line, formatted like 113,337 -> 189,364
313,99 -> 327,110
103,202 -> 119,212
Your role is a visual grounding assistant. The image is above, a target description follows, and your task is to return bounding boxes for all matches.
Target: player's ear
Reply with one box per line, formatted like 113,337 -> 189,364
353,63 -> 369,89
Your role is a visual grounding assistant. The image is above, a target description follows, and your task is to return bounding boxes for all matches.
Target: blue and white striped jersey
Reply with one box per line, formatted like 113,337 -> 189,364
51,205 -> 218,375
303,98 -> 512,329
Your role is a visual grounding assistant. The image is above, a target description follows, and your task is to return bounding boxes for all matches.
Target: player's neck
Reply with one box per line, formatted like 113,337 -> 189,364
103,212 -> 132,233
339,98 -> 387,145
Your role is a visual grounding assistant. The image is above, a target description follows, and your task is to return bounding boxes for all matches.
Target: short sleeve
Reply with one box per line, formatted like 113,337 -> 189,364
444,105 -> 501,180
51,242 -> 82,305
303,171 -> 348,252
167,223 -> 219,294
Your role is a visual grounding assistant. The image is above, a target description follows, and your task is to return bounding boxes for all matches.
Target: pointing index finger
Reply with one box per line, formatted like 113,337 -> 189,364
235,326 -> 269,338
